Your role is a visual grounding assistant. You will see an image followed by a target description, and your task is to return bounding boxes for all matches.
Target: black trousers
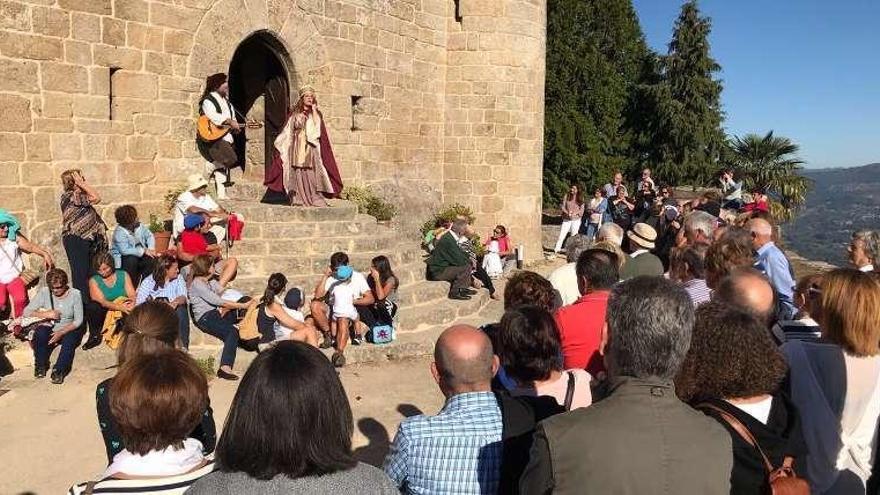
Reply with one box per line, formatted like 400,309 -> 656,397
121,255 -> 155,286
472,261 -> 496,296
62,235 -> 99,339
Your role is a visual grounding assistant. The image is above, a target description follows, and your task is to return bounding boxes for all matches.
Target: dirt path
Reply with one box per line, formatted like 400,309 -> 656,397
0,356 -> 443,495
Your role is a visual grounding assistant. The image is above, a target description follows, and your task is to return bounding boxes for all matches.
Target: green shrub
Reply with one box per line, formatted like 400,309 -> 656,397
419,203 -> 484,256
164,184 -> 187,213
147,214 -> 165,233
194,356 -> 216,380
342,186 -> 398,221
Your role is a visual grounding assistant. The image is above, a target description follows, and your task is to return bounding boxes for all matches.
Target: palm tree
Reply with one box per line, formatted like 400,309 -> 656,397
727,131 -> 812,221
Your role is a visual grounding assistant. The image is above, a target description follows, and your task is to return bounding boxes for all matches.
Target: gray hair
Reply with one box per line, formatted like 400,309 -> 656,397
597,223 -> 624,247
606,277 -> 695,380
683,210 -> 717,241
565,235 -> 592,263
451,218 -> 469,235
853,230 -> 880,264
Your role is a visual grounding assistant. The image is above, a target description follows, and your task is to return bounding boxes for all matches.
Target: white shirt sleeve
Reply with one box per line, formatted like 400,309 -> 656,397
202,97 -> 227,126
352,272 -> 371,297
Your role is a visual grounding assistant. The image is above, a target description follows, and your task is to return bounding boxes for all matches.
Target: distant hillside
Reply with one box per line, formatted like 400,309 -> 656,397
784,163 -> 880,266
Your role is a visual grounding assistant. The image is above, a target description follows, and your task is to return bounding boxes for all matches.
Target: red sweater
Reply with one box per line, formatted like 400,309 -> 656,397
554,291 -> 611,376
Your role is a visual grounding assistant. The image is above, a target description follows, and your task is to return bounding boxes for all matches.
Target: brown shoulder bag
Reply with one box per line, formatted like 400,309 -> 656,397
698,402 -> 810,495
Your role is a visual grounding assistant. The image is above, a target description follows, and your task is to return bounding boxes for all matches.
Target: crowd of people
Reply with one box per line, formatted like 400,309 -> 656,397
4,164 -> 880,494
0,168 -> 409,382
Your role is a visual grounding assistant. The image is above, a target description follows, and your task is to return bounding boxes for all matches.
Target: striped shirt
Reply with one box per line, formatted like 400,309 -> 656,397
68,461 -> 215,494
682,278 -> 712,307
60,190 -> 106,240
384,391 -> 503,494
136,275 -> 188,305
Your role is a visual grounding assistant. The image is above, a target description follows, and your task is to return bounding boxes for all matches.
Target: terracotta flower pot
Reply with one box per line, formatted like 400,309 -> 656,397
153,231 -> 173,253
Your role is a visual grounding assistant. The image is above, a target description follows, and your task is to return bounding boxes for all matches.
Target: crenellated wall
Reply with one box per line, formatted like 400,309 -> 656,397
0,0 -> 546,267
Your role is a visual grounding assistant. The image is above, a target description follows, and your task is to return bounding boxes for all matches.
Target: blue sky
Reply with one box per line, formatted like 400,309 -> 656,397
632,0 -> 880,169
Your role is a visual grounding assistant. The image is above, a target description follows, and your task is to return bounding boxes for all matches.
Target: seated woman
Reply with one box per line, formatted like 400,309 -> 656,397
482,225 -> 514,279
69,350 -> 215,494
676,301 -> 806,494
110,204 -> 156,285
178,213 -> 238,288
782,269 -> 880,493
771,273 -> 823,344
357,255 -> 399,335
496,305 -> 592,410
24,268 -> 83,384
255,273 -> 318,346
188,254 -> 252,380
187,341 -> 397,494
135,254 -> 190,349
0,208 -> 54,334
88,252 -> 136,348
96,301 -> 216,463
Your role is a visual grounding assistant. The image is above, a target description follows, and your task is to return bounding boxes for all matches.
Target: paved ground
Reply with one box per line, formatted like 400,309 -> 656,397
0,354 -> 444,495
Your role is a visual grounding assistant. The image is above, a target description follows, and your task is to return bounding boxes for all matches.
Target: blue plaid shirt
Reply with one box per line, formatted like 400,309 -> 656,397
384,391 -> 503,494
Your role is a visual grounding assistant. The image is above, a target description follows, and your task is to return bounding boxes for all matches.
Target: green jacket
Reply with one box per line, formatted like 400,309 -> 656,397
520,377 -> 733,495
427,232 -> 470,278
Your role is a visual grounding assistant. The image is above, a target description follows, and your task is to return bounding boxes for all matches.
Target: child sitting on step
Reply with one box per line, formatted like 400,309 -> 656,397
274,287 -> 307,341
326,265 -> 364,368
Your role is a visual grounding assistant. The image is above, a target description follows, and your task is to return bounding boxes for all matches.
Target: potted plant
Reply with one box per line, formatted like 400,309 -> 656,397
148,214 -> 173,253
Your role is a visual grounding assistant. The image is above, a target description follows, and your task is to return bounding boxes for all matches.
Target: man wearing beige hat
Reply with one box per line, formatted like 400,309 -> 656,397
620,223 -> 664,280
173,173 -> 231,242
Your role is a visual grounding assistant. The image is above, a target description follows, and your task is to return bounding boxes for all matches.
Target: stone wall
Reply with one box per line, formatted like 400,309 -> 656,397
0,0 -> 547,267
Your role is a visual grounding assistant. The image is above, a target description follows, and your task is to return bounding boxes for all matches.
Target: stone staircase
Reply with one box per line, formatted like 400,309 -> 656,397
213,180 -> 492,339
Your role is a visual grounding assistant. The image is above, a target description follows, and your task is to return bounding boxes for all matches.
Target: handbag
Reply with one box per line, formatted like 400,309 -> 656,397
101,298 -> 129,350
226,213 -> 244,248
0,241 -> 39,285
367,324 -> 394,345
697,403 -> 809,495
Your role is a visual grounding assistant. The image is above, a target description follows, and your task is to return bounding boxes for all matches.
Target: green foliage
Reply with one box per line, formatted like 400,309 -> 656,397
341,186 -> 398,221
147,214 -> 165,233
727,131 -> 812,221
194,356 -> 215,380
543,0 -> 656,206
164,184 -> 187,213
419,203 -> 477,238
647,0 -> 726,186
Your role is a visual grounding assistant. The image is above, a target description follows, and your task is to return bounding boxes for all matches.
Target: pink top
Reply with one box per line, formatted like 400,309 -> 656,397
511,368 -> 593,410
485,235 -> 511,254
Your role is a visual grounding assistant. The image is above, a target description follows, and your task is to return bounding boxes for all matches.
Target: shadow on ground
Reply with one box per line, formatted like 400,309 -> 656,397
353,404 -> 425,467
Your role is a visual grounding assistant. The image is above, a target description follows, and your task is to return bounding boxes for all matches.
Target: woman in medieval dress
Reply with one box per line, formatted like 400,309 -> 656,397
264,86 -> 344,207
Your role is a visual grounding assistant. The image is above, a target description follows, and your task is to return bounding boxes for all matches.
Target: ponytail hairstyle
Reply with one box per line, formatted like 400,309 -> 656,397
261,273 -> 288,306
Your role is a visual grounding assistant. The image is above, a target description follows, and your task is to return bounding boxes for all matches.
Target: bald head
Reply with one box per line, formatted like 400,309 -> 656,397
714,267 -> 776,324
433,325 -> 496,395
747,218 -> 773,249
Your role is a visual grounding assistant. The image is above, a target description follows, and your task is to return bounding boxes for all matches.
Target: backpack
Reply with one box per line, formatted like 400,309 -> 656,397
237,302 -> 261,342
697,403 -> 809,495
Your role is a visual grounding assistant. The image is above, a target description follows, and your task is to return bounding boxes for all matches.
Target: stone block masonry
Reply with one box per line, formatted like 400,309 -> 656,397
0,0 -> 547,269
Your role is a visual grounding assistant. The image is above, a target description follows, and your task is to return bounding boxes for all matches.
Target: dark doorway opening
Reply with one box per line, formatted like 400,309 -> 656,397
228,31 -> 291,177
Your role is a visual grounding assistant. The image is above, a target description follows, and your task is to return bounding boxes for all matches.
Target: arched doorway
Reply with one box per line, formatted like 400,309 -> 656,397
228,31 -> 292,181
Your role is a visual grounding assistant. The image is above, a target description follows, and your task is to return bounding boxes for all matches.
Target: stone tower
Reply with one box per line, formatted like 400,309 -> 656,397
0,0 -> 547,263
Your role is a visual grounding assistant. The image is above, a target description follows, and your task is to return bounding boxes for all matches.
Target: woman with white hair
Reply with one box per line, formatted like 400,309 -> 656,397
266,86 -> 344,207
849,229 -> 878,273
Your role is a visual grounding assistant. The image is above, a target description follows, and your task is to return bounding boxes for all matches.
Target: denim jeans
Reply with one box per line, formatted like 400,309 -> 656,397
32,324 -> 85,374
175,304 -> 191,350
197,309 -> 238,367
584,223 -> 600,241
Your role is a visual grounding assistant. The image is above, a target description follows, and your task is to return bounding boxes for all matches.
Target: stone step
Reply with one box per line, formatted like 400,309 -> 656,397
224,180 -> 272,201
221,199 -> 358,223
229,232 -> 402,257
396,289 -> 491,332
239,216 -> 381,239
231,244 -> 425,279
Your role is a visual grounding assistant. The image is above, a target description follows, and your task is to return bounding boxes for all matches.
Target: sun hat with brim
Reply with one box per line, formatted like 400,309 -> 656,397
627,223 -> 657,250
187,173 -> 209,191
336,265 -> 353,281
183,213 -> 205,230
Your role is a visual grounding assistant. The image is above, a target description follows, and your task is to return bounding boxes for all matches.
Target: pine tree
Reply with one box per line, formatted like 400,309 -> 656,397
543,0 -> 655,206
649,0 -> 726,186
